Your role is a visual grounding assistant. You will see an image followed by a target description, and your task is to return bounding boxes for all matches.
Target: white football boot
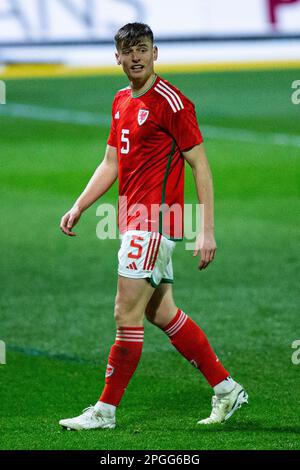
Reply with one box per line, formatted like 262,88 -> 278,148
59,405 -> 116,430
197,383 -> 248,425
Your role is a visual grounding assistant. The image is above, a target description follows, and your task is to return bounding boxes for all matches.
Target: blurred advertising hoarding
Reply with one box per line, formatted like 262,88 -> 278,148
0,0 -> 299,43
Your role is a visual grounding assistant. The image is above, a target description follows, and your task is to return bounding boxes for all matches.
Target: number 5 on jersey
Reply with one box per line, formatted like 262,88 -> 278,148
121,129 -> 130,154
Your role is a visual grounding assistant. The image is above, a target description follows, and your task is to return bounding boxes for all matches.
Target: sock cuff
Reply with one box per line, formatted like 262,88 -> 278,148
163,308 -> 188,337
213,376 -> 235,395
116,326 -> 144,343
117,326 -> 144,330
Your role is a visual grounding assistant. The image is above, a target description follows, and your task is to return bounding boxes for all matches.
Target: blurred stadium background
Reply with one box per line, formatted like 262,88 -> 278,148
0,0 -> 300,450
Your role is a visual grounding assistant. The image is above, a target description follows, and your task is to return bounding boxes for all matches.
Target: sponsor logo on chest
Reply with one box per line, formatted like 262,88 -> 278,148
137,109 -> 149,126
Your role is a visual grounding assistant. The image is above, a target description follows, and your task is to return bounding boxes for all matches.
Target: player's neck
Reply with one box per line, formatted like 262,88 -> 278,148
130,73 -> 156,97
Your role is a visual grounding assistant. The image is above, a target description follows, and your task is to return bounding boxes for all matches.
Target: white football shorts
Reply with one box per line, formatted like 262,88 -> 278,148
118,230 -> 176,287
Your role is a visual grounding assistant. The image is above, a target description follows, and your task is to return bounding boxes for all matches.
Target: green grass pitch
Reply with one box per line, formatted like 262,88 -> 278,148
0,69 -> 300,450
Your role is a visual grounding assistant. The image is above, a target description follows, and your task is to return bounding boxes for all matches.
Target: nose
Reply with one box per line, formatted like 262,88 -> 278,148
131,51 -> 141,62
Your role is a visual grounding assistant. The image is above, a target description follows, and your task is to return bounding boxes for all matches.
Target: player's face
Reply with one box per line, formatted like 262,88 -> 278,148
116,39 -> 158,83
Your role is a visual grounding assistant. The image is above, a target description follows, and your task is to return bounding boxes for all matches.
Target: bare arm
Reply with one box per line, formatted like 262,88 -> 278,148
60,145 -> 118,236
183,143 -> 217,270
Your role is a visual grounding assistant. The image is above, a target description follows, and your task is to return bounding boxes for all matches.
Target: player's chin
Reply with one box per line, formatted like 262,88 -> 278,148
129,67 -> 146,78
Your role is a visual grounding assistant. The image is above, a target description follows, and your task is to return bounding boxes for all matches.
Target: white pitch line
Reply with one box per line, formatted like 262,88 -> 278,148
0,103 -> 110,126
1,103 -> 300,148
203,124 -> 300,148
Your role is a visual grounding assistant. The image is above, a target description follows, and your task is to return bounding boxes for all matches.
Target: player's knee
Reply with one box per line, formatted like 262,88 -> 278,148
145,305 -> 156,325
145,305 -> 166,328
114,302 -> 122,324
114,300 -> 143,326
145,298 -> 165,326
146,304 -> 178,329
114,301 -> 129,324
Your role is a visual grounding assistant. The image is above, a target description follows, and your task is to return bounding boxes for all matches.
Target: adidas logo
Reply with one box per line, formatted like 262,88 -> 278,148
126,262 -> 137,270
114,111 -> 120,119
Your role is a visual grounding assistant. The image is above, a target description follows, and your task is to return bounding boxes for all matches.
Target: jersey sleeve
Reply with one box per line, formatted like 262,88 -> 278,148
163,95 -> 203,152
107,96 -> 118,148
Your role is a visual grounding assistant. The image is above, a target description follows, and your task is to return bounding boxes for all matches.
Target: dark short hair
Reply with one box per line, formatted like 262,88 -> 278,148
114,23 -> 154,50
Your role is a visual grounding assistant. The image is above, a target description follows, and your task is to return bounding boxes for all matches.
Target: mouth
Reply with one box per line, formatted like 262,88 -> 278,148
130,65 -> 144,71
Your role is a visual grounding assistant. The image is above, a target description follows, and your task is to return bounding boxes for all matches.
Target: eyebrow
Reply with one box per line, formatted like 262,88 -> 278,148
121,43 -> 149,51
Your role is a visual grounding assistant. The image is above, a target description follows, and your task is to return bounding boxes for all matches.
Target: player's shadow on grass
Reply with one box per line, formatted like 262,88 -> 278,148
196,422 -> 300,434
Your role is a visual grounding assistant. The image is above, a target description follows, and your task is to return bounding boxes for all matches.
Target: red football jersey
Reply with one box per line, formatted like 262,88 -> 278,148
107,75 -> 203,239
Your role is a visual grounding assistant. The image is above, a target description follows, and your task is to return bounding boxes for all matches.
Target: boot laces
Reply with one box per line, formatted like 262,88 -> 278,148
210,395 -> 230,419
81,405 -> 104,422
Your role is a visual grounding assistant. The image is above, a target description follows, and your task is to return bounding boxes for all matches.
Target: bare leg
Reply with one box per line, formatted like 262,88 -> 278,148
114,276 -> 155,326
145,283 -> 178,328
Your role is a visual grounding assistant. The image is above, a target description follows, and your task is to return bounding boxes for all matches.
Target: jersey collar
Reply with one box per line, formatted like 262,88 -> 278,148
131,74 -> 158,99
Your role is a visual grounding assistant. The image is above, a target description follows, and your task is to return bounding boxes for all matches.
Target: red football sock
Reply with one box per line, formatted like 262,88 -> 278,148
99,326 -> 144,406
163,309 -> 229,387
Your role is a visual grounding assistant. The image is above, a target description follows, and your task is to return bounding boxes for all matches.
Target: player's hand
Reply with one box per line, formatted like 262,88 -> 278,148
193,231 -> 217,270
60,206 -> 82,237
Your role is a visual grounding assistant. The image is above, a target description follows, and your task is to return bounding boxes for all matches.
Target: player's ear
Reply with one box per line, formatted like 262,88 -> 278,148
115,52 -> 121,65
153,45 -> 158,62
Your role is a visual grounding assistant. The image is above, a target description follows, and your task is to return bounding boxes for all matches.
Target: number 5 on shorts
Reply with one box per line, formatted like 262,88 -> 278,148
128,236 -> 144,259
